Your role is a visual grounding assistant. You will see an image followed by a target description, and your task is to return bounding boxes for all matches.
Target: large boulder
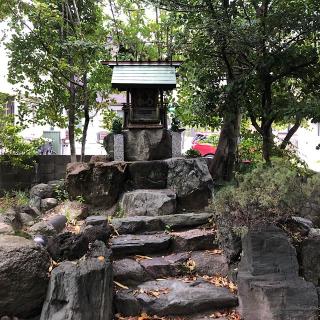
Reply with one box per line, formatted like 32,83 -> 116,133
120,189 -> 177,216
127,160 -> 168,189
301,237 -> 320,285
40,241 -> 113,320
0,235 -> 50,318
66,161 -> 127,208
165,158 -> 214,210
123,129 -> 172,161
30,183 -> 54,199
238,225 -> 318,320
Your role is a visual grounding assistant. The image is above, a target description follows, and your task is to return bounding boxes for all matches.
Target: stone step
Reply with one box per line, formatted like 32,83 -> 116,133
110,212 -> 213,235
110,228 -> 217,258
114,250 -> 229,286
114,278 -> 238,317
111,233 -> 171,258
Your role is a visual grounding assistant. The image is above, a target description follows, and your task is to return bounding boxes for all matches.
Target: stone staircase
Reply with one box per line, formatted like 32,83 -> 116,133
107,212 -> 239,319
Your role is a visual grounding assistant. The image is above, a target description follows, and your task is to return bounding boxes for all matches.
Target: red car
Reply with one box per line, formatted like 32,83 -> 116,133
192,133 -> 217,158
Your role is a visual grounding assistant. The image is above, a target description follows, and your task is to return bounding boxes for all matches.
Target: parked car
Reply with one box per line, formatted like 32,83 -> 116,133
191,133 -> 217,158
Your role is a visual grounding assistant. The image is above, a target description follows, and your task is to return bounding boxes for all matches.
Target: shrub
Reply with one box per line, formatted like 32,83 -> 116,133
184,148 -> 201,158
111,117 -> 123,134
212,159 -> 317,228
171,118 -> 181,132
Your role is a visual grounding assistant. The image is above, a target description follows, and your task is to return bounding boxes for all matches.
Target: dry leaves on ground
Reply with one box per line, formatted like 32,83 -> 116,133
134,255 -> 153,262
210,310 -> 242,320
205,249 -> 223,255
201,275 -> 238,294
115,314 -> 184,320
134,287 -> 171,298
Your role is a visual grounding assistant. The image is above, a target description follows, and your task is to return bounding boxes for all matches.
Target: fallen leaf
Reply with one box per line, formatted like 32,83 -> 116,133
114,281 -> 129,289
97,256 -> 105,262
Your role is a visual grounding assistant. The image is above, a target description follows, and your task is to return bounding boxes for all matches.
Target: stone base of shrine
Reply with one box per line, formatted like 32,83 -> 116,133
104,129 -> 182,161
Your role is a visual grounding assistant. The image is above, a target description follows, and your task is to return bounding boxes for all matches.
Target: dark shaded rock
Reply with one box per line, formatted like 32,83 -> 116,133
140,252 -> 190,278
0,235 -> 50,318
161,212 -> 212,230
29,196 -> 41,211
85,215 -> 108,227
47,232 -> 89,261
20,206 -> 40,217
172,229 -> 217,252
86,240 -> 112,260
123,129 -> 172,161
127,160 -> 168,189
29,221 -> 57,236
30,183 -> 54,199
114,291 -> 141,316
111,233 -> 171,258
112,212 -> 213,235
66,161 -> 127,208
238,276 -> 318,320
40,243 -> 113,320
165,158 -> 213,210
136,279 -> 237,316
19,212 -> 34,226
214,212 -> 242,263
82,224 -> 112,244
278,216 -> 313,237
112,216 -> 164,234
47,215 -> 67,233
120,189 -> 176,216
238,225 -> 318,320
239,226 -> 299,276
103,134 -> 115,160
191,251 -> 229,277
114,258 -> 150,285
301,238 -> 320,285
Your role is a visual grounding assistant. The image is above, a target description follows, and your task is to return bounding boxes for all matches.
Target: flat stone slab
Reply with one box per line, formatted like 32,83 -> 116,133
112,212 -> 213,235
162,212 -> 212,230
120,189 -> 177,216
111,234 -> 171,257
191,251 -> 229,277
114,258 -> 151,286
85,215 -> 108,227
115,279 -> 238,316
172,228 -> 218,252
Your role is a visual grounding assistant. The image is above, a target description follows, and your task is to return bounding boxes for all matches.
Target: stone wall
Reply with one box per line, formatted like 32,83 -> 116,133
0,155 -> 92,194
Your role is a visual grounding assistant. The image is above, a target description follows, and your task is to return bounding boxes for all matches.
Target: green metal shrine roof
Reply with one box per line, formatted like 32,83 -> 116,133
102,61 -> 181,90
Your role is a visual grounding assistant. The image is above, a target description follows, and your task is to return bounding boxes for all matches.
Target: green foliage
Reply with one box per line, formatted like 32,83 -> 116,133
184,148 -> 201,158
6,0 -> 112,156
237,126 -> 263,168
203,135 -> 219,146
170,118 -> 181,132
111,117 -> 123,134
101,108 -> 117,131
54,182 -> 69,202
0,190 -> 29,214
0,94 -> 42,167
213,160 -> 319,228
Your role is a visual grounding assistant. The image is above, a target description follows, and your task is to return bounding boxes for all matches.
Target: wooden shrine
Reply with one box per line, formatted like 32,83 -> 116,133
102,61 -> 181,129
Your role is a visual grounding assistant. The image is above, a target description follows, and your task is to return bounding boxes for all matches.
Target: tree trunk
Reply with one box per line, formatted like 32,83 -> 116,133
280,117 -> 301,150
262,121 -> 273,164
80,73 -> 89,161
68,78 -> 77,163
209,107 -> 241,182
